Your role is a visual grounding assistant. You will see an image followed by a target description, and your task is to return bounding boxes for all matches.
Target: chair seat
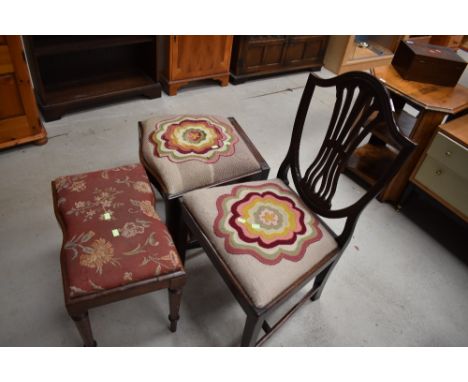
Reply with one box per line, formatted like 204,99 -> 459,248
140,115 -> 263,197
183,179 -> 338,308
53,164 -> 183,298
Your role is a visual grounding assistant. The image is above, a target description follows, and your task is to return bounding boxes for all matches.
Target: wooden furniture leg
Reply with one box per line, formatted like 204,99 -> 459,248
174,208 -> 188,264
241,314 -> 264,347
168,287 -> 183,332
218,75 -> 229,87
143,87 -> 162,99
379,110 -> 446,203
32,137 -> 48,145
310,262 -> 335,301
71,311 -> 96,347
165,198 -> 180,240
165,81 -> 188,96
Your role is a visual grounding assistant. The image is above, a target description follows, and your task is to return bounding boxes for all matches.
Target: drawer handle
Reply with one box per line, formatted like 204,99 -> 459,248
445,151 -> 452,157
435,169 -> 442,175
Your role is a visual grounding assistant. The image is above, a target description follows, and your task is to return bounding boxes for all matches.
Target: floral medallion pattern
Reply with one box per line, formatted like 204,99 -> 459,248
149,115 -> 238,163
214,182 -> 323,265
54,164 -> 182,298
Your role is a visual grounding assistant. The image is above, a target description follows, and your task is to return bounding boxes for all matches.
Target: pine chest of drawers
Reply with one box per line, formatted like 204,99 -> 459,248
411,115 -> 468,221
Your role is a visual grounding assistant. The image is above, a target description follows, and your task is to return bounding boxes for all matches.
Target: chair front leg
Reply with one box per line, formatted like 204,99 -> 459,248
70,311 -> 97,347
241,314 -> 265,347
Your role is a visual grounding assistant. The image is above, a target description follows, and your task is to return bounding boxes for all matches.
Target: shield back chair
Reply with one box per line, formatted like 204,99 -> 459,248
138,115 -> 270,256
178,71 -> 416,346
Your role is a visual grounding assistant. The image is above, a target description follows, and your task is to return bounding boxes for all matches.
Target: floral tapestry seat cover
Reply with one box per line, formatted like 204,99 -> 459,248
140,115 -> 262,196
53,164 -> 183,298
183,179 -> 338,308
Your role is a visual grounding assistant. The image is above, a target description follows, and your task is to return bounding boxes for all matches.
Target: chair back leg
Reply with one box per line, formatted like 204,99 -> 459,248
310,261 -> 336,302
174,206 -> 188,264
165,198 -> 181,240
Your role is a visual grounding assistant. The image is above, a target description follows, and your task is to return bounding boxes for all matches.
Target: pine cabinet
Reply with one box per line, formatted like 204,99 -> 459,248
158,35 -> 233,95
0,36 -> 47,149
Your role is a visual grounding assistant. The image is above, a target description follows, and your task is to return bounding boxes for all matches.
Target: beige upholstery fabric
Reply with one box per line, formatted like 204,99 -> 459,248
183,179 -> 338,308
140,115 -> 262,197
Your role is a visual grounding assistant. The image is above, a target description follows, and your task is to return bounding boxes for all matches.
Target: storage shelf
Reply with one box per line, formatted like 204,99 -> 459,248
345,53 -> 393,65
371,109 -> 416,146
33,36 -> 154,56
324,35 -> 403,74
43,69 -> 155,104
25,36 -> 161,120
345,144 -> 398,187
347,41 -> 393,63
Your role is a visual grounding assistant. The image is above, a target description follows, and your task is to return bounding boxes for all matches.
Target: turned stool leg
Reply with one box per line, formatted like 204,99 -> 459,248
71,311 -> 97,347
168,288 -> 183,332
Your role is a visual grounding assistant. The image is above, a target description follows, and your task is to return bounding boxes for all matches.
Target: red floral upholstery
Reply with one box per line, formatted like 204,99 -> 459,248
53,164 -> 183,298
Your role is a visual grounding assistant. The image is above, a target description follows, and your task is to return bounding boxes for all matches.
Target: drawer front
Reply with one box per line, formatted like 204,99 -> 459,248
426,132 -> 467,180
414,156 -> 468,218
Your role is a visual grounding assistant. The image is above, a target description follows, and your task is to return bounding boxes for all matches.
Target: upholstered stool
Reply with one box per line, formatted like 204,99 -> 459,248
138,115 -> 270,251
52,163 -> 186,346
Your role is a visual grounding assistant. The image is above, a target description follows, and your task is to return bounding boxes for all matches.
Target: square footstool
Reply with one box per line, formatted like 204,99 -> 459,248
138,115 -> 270,252
52,163 -> 186,346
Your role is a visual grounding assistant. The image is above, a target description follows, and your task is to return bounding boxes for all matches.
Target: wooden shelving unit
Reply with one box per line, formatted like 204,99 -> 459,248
346,110 -> 417,187
344,65 -> 468,205
324,35 -> 404,74
32,36 -> 154,56
24,36 -> 161,121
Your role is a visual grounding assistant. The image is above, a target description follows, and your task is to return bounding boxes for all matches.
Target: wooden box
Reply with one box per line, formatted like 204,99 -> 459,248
391,40 -> 466,87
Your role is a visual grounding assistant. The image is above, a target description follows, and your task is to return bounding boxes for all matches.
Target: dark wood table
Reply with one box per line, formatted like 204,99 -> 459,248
346,65 -> 468,205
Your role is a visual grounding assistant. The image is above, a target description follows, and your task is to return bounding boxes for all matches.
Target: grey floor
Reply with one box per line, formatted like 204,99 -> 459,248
1,64 -> 468,346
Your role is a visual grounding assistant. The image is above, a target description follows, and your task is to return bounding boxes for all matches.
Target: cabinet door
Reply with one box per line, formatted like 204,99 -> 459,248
239,36 -> 288,74
0,36 -> 45,148
284,36 -> 328,67
170,36 -> 233,81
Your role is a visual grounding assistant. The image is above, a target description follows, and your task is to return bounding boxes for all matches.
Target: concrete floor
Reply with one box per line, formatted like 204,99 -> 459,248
1,64 -> 467,346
